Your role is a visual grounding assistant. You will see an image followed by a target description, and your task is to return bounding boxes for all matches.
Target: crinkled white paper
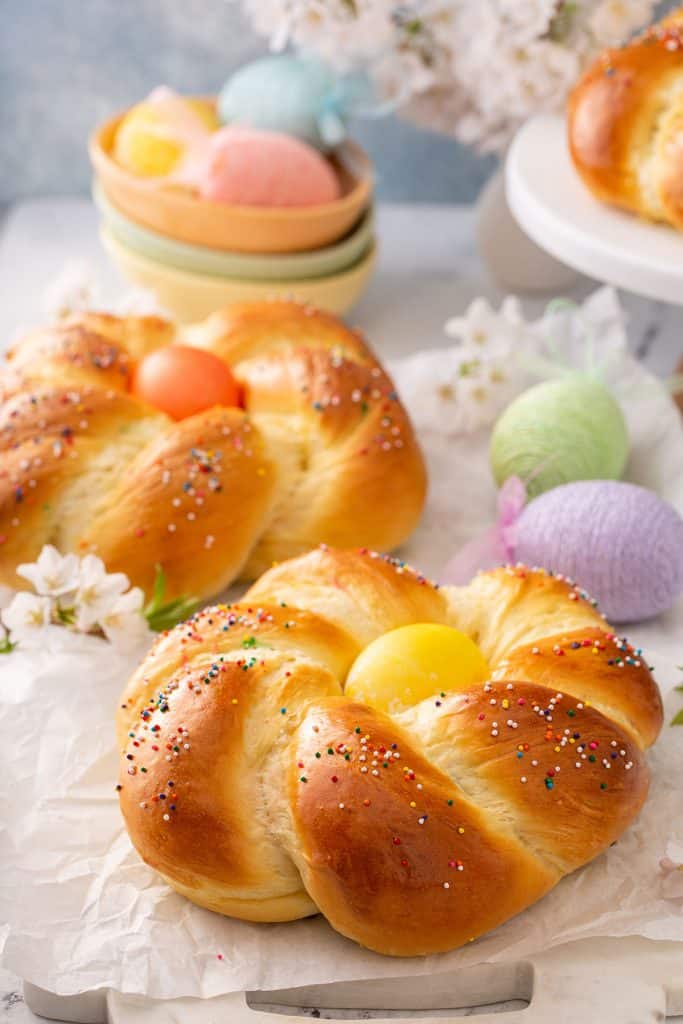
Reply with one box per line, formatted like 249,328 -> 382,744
1,288 -> 682,999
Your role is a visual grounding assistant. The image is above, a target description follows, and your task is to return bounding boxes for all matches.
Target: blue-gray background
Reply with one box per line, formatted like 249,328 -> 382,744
1,1 -> 674,206
0,0 -> 494,205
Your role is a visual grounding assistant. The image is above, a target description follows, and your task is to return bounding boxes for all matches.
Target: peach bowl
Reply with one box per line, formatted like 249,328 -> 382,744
93,180 -> 374,282
89,103 -> 373,254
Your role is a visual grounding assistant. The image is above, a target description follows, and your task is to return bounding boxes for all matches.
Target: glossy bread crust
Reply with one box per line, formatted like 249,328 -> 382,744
118,549 -> 663,956
0,303 -> 426,598
568,9 -> 683,226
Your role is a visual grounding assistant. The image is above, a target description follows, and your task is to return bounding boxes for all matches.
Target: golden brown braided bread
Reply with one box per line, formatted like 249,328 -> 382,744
117,547 -> 662,956
0,304 -> 426,599
569,8 -> 683,227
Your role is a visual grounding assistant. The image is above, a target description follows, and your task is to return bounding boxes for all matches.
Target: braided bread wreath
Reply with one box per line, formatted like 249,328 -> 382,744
0,302 -> 425,598
117,546 -> 663,957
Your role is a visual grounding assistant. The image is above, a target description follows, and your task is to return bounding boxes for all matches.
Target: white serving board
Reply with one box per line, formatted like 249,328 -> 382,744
22,937 -> 683,1023
506,114 -> 683,306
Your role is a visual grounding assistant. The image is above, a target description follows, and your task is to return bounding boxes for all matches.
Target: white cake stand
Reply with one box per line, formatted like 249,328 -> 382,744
506,114 -> 683,306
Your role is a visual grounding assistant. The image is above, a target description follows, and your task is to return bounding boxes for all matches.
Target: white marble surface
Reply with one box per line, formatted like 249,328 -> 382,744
0,198 -> 681,1023
0,199 -> 682,377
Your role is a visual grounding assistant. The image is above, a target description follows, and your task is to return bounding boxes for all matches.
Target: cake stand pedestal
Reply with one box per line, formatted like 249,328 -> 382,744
475,164 -> 581,294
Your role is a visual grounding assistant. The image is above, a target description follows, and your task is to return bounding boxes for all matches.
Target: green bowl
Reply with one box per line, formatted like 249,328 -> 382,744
93,180 -> 374,282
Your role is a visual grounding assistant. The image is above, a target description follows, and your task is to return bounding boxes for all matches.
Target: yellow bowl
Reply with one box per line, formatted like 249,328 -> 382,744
89,104 -> 373,254
101,227 -> 377,321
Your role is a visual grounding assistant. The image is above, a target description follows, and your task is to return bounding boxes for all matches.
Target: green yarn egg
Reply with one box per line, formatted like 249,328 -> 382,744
490,375 -> 629,498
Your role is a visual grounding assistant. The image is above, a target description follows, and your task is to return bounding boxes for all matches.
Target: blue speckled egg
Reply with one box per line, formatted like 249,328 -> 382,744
218,54 -> 369,151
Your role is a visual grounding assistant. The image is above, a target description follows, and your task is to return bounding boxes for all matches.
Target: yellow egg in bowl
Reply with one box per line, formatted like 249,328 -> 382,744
89,102 -> 373,254
112,92 -> 220,177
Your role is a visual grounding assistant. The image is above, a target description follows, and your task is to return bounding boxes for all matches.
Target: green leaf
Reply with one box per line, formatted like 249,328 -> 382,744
56,605 -> 76,626
458,360 -> 480,378
0,635 -> 16,654
146,596 -> 198,633
548,1 -> 579,42
671,708 -> 683,727
144,565 -> 198,633
144,563 -> 167,618
674,683 -> 683,693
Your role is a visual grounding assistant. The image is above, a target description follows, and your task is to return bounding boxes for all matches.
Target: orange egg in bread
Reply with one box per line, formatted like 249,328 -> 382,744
0,303 -> 427,600
132,345 -> 241,420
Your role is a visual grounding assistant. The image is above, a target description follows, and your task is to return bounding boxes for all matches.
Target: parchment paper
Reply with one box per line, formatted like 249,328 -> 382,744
1,289 -> 682,999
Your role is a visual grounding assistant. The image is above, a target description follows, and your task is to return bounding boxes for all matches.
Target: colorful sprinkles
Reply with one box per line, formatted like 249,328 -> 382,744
293,720 -> 471,887
117,558 -> 646,920
501,564 -> 603,613
2,327 -> 417,554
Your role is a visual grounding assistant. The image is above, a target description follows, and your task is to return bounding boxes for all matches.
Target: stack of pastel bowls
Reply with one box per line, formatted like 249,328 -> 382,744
89,91 -> 376,322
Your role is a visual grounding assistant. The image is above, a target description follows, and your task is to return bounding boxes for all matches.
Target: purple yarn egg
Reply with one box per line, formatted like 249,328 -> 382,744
515,480 -> 683,622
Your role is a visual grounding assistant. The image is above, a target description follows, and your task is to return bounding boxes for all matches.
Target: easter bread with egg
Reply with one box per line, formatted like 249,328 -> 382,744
0,304 -> 426,600
117,546 -> 662,956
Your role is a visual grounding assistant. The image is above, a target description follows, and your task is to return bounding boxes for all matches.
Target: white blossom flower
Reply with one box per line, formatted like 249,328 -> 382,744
241,0 -> 658,151
393,285 -> 629,436
445,295 -> 526,353
16,545 -> 80,599
0,587 -> 12,648
2,593 -> 54,646
3,546 -> 156,649
99,587 -> 149,650
42,261 -> 96,320
391,294 -> 532,435
74,555 -> 132,632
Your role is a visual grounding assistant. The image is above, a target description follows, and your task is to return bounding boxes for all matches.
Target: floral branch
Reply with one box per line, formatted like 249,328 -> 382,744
241,0 -> 658,153
0,634 -> 16,654
0,547 -> 197,653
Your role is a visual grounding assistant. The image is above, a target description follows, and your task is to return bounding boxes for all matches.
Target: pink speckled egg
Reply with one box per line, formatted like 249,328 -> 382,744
195,126 -> 341,207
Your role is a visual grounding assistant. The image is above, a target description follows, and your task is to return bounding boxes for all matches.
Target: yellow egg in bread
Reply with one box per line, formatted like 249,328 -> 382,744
345,623 -> 490,714
114,88 -> 219,177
